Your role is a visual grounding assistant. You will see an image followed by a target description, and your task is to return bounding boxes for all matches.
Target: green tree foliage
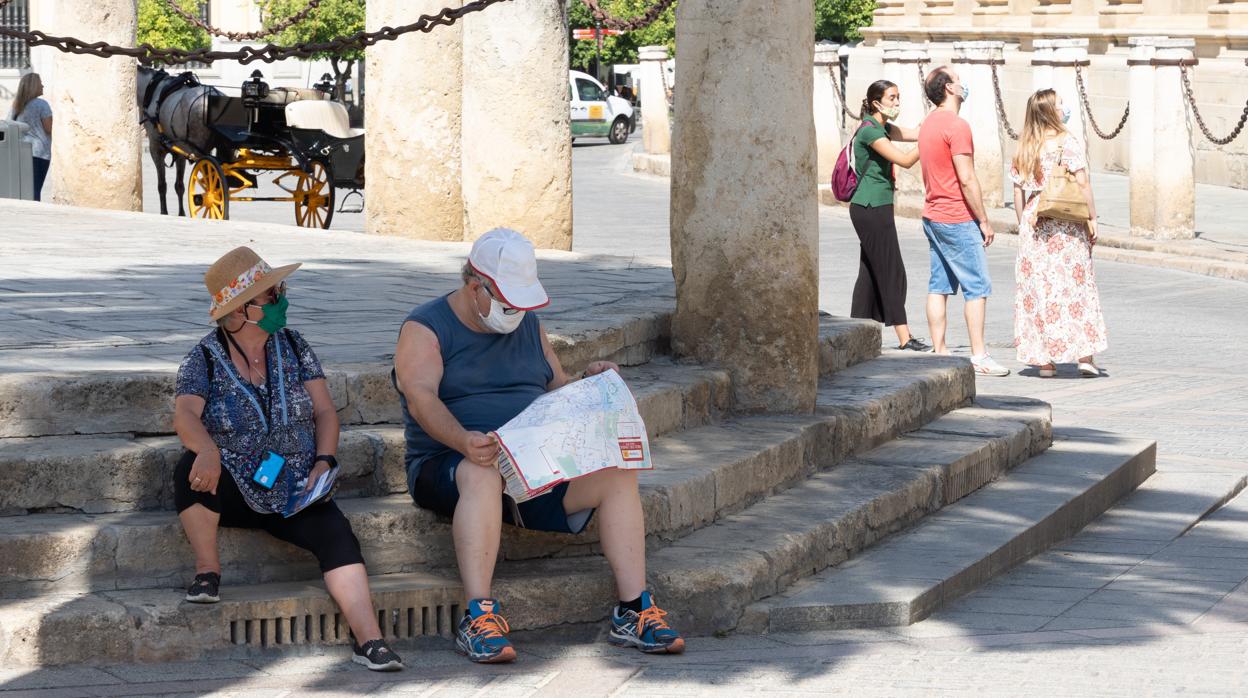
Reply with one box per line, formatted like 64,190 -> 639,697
814,0 -> 876,42
137,0 -> 211,60
567,0 -> 675,79
259,0 -> 364,101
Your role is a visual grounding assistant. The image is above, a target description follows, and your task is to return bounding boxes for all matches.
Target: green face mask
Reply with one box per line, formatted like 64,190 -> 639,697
251,293 -> 289,334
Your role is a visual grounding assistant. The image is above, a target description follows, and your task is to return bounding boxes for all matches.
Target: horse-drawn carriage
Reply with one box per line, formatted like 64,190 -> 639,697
139,68 -> 364,229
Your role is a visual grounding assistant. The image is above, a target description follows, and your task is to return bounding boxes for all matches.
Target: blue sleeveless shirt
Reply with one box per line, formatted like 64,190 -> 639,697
395,294 -> 553,491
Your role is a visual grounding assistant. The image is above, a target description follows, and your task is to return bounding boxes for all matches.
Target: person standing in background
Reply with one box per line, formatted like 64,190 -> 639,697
847,79 -> 929,352
916,66 -> 1009,377
7,73 -> 52,201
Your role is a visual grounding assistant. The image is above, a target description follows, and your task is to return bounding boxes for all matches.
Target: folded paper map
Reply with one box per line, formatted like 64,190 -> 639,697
493,370 -> 652,503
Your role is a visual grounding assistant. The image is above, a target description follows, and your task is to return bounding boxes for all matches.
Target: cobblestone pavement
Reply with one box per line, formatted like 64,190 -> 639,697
1,141 -> 1245,695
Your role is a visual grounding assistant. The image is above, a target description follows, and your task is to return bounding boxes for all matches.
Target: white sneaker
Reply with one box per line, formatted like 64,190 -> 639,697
971,354 -> 1011,377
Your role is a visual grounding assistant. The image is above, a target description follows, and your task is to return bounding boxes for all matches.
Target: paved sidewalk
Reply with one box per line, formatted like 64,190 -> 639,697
1,140 -> 1245,695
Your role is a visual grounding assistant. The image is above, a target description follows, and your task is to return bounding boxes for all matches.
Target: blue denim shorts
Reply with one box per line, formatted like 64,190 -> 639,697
922,218 -> 993,300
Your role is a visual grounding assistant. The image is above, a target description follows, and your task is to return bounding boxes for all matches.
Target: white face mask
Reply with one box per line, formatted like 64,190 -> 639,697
480,296 -> 525,334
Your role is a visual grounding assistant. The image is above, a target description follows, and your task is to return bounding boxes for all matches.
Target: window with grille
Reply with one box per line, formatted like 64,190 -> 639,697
0,0 -> 29,70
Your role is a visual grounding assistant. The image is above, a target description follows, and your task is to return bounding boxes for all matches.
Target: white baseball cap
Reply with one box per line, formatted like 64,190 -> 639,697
467,228 -> 550,311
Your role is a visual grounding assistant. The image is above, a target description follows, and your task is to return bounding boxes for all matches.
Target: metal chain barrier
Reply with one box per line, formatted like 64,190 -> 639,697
580,0 -> 676,32
658,57 -> 673,110
826,64 -> 860,126
159,0 -> 323,43
990,62 -> 1020,141
918,62 -> 934,111
1181,63 -> 1248,146
1074,65 -> 1128,140
0,0 -> 510,64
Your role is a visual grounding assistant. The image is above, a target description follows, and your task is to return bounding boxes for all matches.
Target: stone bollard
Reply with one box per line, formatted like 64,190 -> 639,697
1032,38 -> 1089,148
952,41 -> 1006,208
1127,36 -> 1165,238
365,0 -> 463,240
813,41 -> 843,183
639,45 -> 671,155
462,0 -> 573,250
882,43 -> 930,217
671,0 -> 818,413
47,0 -> 142,211
1150,39 -> 1198,240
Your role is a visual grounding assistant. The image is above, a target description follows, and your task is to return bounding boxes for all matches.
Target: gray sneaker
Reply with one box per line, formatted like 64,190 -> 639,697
971,354 -> 1011,377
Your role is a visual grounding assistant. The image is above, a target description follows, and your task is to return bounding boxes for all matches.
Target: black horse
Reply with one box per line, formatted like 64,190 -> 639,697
136,66 -> 221,216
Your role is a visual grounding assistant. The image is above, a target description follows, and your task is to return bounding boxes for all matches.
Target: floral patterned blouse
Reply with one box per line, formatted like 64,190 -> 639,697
176,328 -> 325,513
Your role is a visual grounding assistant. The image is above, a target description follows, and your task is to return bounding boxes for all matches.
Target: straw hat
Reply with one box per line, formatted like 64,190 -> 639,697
204,246 -> 300,321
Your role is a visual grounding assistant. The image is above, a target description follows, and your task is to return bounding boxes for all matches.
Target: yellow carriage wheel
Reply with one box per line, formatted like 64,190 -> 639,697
293,160 -> 335,230
188,159 -> 229,221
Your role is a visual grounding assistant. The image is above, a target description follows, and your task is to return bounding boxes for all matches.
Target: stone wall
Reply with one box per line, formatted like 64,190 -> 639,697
849,2 -> 1248,189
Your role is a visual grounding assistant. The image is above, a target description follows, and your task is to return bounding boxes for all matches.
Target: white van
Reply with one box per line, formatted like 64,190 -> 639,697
569,70 -> 634,144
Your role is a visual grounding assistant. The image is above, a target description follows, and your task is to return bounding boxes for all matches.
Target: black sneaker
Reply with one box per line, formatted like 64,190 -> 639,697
351,638 -> 404,671
185,572 -> 220,604
899,338 -> 932,352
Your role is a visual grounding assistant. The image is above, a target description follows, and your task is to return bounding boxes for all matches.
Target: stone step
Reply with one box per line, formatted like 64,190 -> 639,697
0,394 -> 1052,666
0,353 -> 976,598
0,359 -> 732,516
742,430 -> 1158,633
0,314 -> 878,440
0,309 -> 673,439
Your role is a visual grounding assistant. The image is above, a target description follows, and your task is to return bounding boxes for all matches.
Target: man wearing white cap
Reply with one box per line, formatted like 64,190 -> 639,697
393,228 -> 684,664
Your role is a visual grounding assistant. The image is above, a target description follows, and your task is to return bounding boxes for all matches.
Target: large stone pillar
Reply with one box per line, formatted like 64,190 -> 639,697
1127,36 -> 1162,238
813,41 -> 844,183
952,41 -> 1006,208
639,45 -> 671,155
1031,40 -> 1054,93
462,0 -> 572,249
47,0 -> 142,210
882,44 -> 929,216
1151,39 -> 1197,239
671,0 -> 818,413
1032,38 -> 1088,147
366,0 -> 463,240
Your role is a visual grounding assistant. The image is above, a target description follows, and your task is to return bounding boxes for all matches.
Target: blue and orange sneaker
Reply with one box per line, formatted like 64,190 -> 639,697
456,598 -> 517,663
609,591 -> 685,654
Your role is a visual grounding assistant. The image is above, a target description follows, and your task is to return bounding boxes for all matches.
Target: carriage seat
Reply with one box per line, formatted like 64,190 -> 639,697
260,87 -> 325,106
285,100 -> 364,140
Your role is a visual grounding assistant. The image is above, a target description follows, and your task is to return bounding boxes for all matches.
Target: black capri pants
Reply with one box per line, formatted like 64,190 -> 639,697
849,203 -> 909,328
173,451 -> 364,573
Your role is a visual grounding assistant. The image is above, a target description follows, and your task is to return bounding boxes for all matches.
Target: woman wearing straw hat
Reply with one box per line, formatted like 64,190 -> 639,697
172,246 -> 402,671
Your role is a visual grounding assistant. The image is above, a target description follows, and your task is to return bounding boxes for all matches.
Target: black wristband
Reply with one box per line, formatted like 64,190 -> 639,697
314,454 -> 338,469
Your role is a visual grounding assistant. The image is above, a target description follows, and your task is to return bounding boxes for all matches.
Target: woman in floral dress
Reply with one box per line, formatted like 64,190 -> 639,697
1010,89 -> 1107,378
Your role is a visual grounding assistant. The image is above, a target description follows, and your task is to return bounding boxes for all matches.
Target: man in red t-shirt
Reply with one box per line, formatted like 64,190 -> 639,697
916,66 -> 1009,377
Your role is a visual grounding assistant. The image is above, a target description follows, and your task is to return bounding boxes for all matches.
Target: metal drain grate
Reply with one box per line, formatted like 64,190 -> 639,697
229,603 -> 461,648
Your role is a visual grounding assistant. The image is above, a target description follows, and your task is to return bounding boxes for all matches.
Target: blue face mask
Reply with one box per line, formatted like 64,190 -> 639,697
1061,106 -> 1072,124
961,85 -> 970,101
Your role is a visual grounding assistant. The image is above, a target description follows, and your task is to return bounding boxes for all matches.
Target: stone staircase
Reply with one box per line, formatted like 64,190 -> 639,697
0,314 -> 1155,666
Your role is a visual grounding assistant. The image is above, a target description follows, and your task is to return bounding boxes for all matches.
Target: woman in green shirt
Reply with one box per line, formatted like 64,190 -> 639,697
849,80 -> 928,351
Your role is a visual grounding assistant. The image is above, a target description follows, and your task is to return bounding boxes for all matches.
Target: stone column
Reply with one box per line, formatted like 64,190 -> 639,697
1209,1 -> 1248,29
1127,36 -> 1162,238
47,0 -> 142,211
462,0 -> 572,249
813,41 -> 843,183
1032,38 -> 1088,147
671,0 -> 818,413
366,0 -> 463,240
882,44 -> 930,216
1151,39 -> 1197,239
952,41 -> 1005,208
1031,40 -> 1054,93
639,45 -> 671,155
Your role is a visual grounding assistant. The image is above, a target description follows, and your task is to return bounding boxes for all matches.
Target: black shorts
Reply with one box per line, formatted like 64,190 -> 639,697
173,451 -> 365,573
412,452 -> 594,535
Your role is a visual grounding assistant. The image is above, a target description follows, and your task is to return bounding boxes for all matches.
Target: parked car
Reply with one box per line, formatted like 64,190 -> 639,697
570,70 -> 634,145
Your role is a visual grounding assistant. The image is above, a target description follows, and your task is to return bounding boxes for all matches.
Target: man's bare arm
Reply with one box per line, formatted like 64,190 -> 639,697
953,153 -> 995,245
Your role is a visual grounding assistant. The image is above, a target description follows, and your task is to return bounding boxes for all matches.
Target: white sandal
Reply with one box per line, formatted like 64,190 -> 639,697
1078,361 -> 1100,378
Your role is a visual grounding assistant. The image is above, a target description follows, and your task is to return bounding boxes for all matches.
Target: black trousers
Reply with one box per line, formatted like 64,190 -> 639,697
849,203 -> 908,328
173,451 -> 364,573
32,157 -> 49,202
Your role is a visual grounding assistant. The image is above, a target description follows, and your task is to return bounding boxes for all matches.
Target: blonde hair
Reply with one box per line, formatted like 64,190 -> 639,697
10,73 -> 42,121
1012,89 -> 1067,183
